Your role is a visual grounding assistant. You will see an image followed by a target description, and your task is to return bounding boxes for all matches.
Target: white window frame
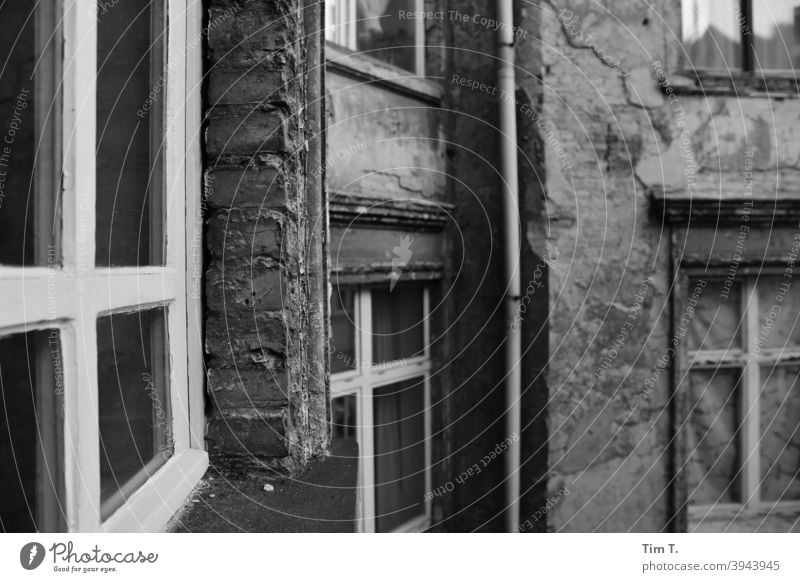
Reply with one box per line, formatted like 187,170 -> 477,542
685,269 -> 800,524
331,285 -> 432,533
0,0 -> 206,532
324,0 -> 425,75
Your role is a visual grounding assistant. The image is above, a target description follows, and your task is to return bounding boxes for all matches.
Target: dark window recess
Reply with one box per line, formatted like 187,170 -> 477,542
759,364 -> 800,502
373,378 -> 426,532
97,307 -> 171,520
332,394 -> 357,440
0,2 -> 58,266
687,368 -> 742,505
356,0 -> 417,72
371,285 -> 424,365
0,329 -> 66,532
96,2 -> 165,266
331,287 -> 357,374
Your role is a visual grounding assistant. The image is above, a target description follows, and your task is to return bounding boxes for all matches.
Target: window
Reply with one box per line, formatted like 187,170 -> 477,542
682,0 -> 800,71
685,274 -> 800,524
0,1 -> 206,532
330,283 -> 432,532
325,0 -> 425,74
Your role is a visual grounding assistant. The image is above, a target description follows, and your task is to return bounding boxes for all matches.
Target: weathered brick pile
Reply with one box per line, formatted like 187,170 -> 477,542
203,0 -> 327,473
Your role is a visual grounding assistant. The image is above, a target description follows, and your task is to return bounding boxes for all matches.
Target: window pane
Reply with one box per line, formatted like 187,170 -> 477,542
681,0 -> 744,69
373,378 -> 425,532
331,287 -> 357,374
0,329 -> 65,532
332,394 -> 357,440
752,0 -> 800,70
756,276 -> 800,350
0,2 -> 59,265
96,2 -> 165,266
357,0 -> 417,72
760,364 -> 800,502
687,368 -> 742,505
325,0 -> 351,44
98,307 -> 171,519
687,279 -> 742,352
371,285 -> 424,364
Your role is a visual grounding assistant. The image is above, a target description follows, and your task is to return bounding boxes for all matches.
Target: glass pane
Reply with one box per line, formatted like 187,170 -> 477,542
331,287 -> 357,374
687,368 -> 742,505
373,378 -> 425,532
331,394 -> 357,440
681,0 -> 744,70
357,0 -> 417,72
96,2 -> 165,266
760,364 -> 800,502
0,329 -> 65,532
0,2 -> 59,265
371,285 -> 424,364
687,279 -> 742,351
325,0 -> 350,43
98,307 -> 171,519
752,0 -> 800,70
756,276 -> 800,350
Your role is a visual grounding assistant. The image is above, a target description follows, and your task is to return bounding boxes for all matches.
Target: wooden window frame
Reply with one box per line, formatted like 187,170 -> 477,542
330,284 -> 432,533
324,0 -> 426,76
679,267 -> 800,527
0,0 -> 206,532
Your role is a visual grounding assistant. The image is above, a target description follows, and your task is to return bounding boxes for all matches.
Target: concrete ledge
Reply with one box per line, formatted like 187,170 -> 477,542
169,439 -> 358,533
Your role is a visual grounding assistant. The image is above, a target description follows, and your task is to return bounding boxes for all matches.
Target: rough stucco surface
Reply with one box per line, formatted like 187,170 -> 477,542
517,0 -> 676,531
204,0 -> 327,473
515,0 -> 800,531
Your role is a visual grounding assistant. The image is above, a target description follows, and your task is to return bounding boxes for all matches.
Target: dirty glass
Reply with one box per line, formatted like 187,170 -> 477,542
96,2 -> 165,266
332,394 -> 357,440
373,378 -> 425,532
687,279 -> 742,352
756,276 -> 800,350
752,0 -> 800,70
687,368 -> 742,504
682,0 -> 745,70
0,1 -> 59,266
371,284 -> 424,365
332,287 -> 357,374
356,0 -> 418,72
97,307 -> 171,519
759,364 -> 800,501
0,329 -> 65,532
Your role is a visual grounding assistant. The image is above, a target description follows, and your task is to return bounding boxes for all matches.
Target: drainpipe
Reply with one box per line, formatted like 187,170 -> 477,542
497,0 -> 521,533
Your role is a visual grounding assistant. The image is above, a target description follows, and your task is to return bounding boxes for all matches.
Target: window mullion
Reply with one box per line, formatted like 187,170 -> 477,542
360,287 -> 372,372
742,277 -> 761,507
346,0 -> 356,50
62,1 -> 97,274
414,0 -> 424,75
60,0 -> 101,532
358,287 -> 375,532
742,0 -> 754,72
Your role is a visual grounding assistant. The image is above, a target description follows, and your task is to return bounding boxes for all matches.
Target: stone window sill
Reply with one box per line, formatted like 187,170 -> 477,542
326,42 -> 443,105
669,69 -> 800,99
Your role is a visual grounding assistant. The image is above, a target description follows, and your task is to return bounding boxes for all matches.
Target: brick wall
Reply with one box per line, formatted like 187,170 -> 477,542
203,0 -> 327,473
